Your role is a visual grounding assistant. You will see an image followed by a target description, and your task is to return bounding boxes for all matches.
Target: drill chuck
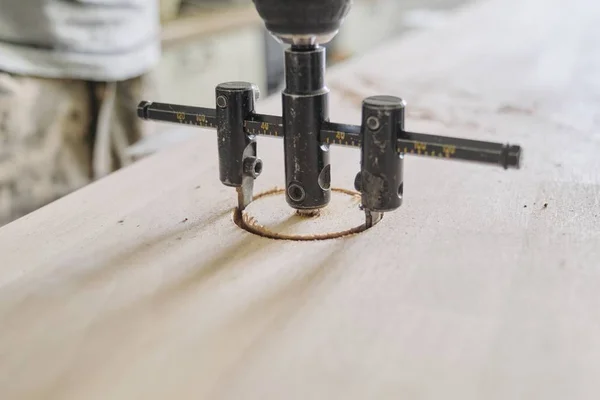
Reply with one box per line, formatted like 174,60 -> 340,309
252,0 -> 352,45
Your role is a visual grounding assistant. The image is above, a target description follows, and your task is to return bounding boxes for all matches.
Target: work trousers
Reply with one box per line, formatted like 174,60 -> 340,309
0,72 -> 153,226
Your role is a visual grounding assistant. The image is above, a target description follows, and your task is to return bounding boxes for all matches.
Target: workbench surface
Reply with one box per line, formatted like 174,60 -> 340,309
1,0 -> 599,398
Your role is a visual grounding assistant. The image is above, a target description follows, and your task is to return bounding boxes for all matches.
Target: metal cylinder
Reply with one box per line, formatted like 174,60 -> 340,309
282,45 -> 331,210
357,95 -> 405,212
215,82 -> 258,187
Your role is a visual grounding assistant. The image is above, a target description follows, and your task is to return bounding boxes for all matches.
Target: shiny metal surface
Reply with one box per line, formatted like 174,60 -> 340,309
270,31 -> 340,46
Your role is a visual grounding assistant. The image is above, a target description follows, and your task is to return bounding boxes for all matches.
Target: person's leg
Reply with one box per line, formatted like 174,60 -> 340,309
0,72 -> 154,226
0,72 -> 93,226
88,75 -> 156,179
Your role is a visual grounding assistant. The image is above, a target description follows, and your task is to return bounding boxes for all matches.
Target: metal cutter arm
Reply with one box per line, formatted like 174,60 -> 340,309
137,94 -> 521,227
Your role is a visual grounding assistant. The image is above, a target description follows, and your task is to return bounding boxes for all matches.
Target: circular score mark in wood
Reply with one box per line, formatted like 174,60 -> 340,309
233,188 -> 377,241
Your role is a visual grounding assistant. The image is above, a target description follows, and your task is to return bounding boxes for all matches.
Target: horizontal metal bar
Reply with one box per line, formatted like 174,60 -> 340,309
321,122 -> 362,148
244,113 -> 283,137
137,101 -> 217,128
398,131 -> 521,169
137,101 -> 521,169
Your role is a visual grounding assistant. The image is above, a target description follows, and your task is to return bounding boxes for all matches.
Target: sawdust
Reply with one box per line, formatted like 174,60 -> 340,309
233,188 -> 373,241
296,209 -> 321,218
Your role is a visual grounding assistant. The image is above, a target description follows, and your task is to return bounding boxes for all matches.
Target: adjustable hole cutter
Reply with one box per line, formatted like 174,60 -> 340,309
137,0 -> 522,228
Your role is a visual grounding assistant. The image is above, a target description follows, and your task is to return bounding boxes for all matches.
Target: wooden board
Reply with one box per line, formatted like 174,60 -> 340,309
1,0 -> 599,398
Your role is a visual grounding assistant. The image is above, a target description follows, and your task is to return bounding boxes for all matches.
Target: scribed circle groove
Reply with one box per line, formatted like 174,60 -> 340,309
233,188 -> 378,241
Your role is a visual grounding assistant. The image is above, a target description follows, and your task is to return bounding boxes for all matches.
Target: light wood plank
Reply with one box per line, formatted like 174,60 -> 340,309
1,0 -> 599,398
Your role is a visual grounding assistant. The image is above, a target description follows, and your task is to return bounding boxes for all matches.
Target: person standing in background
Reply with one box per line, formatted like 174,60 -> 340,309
0,1 -> 161,226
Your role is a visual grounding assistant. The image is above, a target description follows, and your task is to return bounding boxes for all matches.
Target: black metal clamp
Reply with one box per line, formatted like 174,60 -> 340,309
214,82 -> 262,210
137,45 -> 521,228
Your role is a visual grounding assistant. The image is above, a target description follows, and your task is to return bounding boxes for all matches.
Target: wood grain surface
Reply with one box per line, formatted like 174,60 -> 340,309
1,0 -> 599,398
